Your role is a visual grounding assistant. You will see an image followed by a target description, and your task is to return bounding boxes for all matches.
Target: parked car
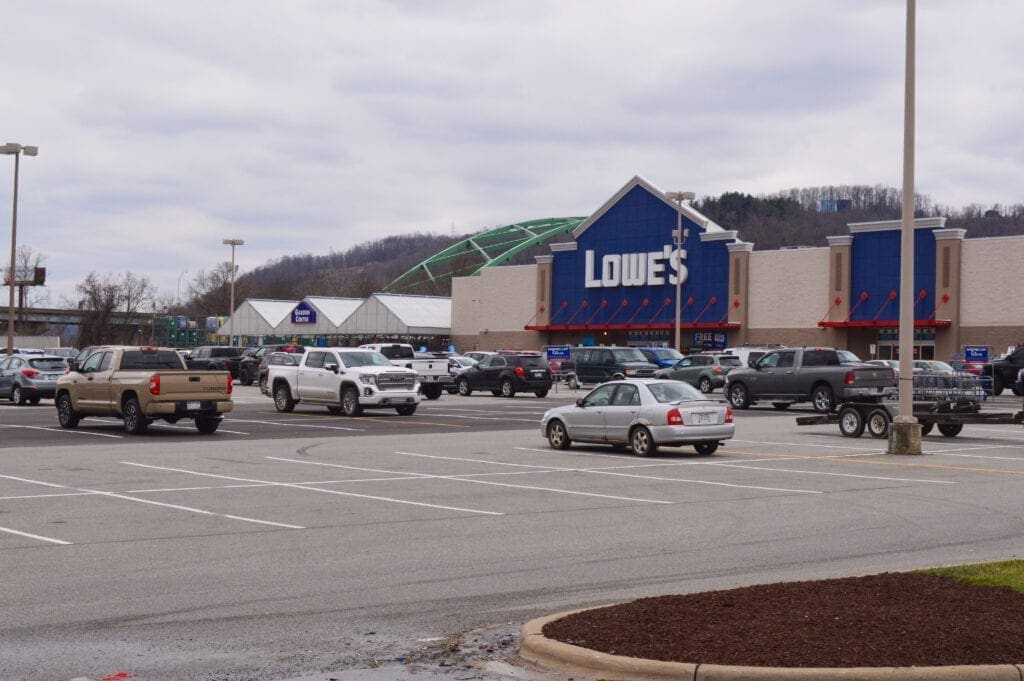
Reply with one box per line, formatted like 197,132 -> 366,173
48,347 -> 79,359
456,352 -> 552,398
185,345 -> 246,378
654,352 -> 743,393
540,378 -> 735,456
464,351 -> 497,363
637,347 -> 685,368
259,351 -> 304,396
722,344 -> 785,367
445,356 -> 478,394
914,360 -> 956,374
562,346 -> 659,389
238,344 -> 306,386
358,342 -> 453,399
984,347 -> 1024,395
0,354 -> 68,405
866,359 -> 901,378
948,359 -> 986,376
1017,368 -> 1024,396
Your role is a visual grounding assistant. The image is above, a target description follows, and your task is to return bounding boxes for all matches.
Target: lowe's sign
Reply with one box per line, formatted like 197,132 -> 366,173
584,246 -> 687,288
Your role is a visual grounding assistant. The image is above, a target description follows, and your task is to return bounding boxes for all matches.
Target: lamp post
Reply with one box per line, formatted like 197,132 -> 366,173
176,269 -> 188,307
222,239 -> 244,346
665,191 -> 694,352
2,143 -> 38,357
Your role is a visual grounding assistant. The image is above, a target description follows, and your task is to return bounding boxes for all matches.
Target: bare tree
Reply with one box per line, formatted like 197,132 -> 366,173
68,271 -> 156,346
187,262 -> 239,316
2,245 -> 49,308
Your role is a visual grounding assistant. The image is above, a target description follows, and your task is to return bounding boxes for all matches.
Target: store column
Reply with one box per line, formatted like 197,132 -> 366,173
826,235 -> 853,350
726,242 -> 753,345
932,228 -> 965,359
534,255 -> 553,328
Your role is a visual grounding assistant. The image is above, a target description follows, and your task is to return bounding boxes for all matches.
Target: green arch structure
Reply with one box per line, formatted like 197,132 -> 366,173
383,216 -> 586,294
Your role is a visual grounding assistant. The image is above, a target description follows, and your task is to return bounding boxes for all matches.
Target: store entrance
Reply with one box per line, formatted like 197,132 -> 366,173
876,327 -> 935,360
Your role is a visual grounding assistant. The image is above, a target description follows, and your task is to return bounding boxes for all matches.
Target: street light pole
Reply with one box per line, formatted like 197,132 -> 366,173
176,269 -> 188,307
2,143 -> 38,357
665,191 -> 694,352
222,239 -> 244,346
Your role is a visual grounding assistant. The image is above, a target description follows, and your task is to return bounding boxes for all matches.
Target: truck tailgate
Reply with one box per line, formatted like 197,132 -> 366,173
852,366 -> 896,387
153,371 -> 232,401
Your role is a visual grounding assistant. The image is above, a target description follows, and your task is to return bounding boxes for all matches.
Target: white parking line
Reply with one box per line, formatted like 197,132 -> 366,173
704,462 -> 956,484
121,462 -> 504,516
0,424 -> 124,439
0,526 -> 72,545
731,438 -> 882,452
149,423 -> 251,435
225,418 -> 363,432
585,469 -> 822,494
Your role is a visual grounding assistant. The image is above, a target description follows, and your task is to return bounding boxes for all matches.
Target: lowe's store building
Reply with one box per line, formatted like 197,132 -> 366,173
451,176 -> 1024,361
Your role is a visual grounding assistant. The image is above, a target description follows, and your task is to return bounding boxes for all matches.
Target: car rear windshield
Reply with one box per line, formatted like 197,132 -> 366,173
377,345 -> 415,360
611,348 -> 647,362
211,347 -> 245,358
29,358 -> 67,371
120,351 -> 185,370
515,355 -> 548,368
647,381 -> 704,403
719,355 -> 742,366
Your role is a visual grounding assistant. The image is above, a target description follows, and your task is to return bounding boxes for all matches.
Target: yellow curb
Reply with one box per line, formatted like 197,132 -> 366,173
519,606 -> 1024,681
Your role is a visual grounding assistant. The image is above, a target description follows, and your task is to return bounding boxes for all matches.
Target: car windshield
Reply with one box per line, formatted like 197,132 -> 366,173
120,350 -> 185,370
29,358 -> 67,371
930,361 -> 954,372
837,350 -> 861,363
719,355 -> 741,366
646,380 -> 705,403
340,351 -> 392,368
211,347 -> 245,358
611,348 -> 647,362
652,348 -> 683,361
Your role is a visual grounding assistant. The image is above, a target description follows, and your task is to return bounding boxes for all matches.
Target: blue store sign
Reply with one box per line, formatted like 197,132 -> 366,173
964,345 -> 988,362
291,301 -> 317,324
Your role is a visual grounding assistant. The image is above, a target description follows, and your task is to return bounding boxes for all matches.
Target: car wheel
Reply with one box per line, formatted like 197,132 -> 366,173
1013,382 -> 1024,397
938,423 -> 963,437
457,378 -> 472,396
122,397 -> 149,435
866,408 -> 891,438
772,402 -> 792,411
341,386 -> 363,416
546,420 -> 571,450
195,416 -> 220,434
56,393 -> 80,429
396,404 -> 417,416
630,426 -> 658,457
694,442 -> 718,456
421,384 -> 443,400
920,422 -> 934,436
567,374 -> 579,390
838,406 -> 865,438
698,376 -> 713,393
500,378 -> 516,398
259,376 -> 268,394
490,389 -> 501,396
811,384 -> 835,413
727,383 -> 750,409
12,385 -> 26,405
446,385 -> 458,394
991,374 -> 1004,396
273,383 -> 295,413
534,389 -> 549,398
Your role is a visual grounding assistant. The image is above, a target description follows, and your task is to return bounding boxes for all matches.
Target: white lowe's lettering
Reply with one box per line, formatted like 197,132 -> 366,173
584,247 -> 687,288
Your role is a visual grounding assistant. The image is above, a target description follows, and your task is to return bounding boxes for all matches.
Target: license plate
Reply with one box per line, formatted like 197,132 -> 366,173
694,412 -> 714,425
46,374 -> 59,380
532,371 -> 544,377
186,401 -> 201,410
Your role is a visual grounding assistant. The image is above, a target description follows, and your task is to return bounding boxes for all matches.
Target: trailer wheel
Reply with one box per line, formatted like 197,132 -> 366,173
866,408 -> 891,439
938,423 -> 963,437
920,422 -> 934,436
838,406 -> 865,438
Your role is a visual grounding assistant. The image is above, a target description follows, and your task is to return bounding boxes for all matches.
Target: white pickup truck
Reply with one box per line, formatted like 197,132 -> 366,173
267,347 -> 420,416
357,343 -> 453,400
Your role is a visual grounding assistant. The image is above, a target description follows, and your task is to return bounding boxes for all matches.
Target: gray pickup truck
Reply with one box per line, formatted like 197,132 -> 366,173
724,347 -> 896,413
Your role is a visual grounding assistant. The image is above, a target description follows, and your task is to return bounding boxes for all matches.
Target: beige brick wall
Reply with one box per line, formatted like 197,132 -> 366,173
960,236 -> 1024,327
748,248 -> 829,330
452,264 -> 545,352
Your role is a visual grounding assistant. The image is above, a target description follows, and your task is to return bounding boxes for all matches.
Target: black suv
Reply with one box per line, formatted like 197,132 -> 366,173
455,352 -> 552,398
185,346 -> 246,378
237,344 -> 306,386
564,346 -> 658,389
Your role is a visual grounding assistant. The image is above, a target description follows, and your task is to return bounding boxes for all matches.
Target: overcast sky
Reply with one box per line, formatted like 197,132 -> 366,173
3,0 -> 1022,306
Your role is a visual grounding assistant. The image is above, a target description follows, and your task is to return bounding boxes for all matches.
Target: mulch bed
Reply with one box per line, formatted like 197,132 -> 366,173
541,572 -> 1024,667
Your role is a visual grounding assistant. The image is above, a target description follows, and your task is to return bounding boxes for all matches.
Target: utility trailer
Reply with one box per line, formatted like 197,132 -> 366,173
795,397 -> 1023,439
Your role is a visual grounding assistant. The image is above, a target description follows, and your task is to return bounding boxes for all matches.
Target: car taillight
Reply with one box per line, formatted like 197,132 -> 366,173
725,407 -> 734,424
21,368 -> 40,378
667,408 -> 683,425
227,374 -> 234,395
149,375 -> 160,395
514,366 -> 525,377
713,365 -> 723,374
845,371 -> 855,385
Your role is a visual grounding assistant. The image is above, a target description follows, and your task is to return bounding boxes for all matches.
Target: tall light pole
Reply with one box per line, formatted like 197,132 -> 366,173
2,143 -> 38,357
222,239 -> 244,346
176,269 -> 188,307
666,191 -> 694,351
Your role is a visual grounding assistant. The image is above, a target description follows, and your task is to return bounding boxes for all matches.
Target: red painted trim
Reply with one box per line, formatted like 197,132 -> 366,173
524,322 -> 742,332
817,319 -> 952,328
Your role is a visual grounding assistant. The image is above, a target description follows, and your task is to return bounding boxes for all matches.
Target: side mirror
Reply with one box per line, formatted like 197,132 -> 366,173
576,398 -> 585,407
67,359 -> 79,372
325,362 -> 339,373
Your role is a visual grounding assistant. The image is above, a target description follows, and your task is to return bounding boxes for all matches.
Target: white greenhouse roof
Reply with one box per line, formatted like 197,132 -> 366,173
375,294 -> 451,329
248,299 -> 300,327
304,296 -> 363,325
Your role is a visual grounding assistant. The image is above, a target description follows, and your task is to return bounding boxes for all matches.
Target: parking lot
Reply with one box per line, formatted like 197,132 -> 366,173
3,387 -> 1024,679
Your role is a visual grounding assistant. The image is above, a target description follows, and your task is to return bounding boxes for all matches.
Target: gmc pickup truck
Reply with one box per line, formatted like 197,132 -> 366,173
55,346 -> 233,434
268,347 -> 420,416
724,347 -> 896,413
358,343 -> 453,399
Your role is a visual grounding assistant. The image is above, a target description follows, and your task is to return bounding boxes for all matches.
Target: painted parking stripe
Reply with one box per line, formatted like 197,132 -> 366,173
704,462 -> 956,484
0,424 -> 124,439
149,423 -> 251,435
227,418 -> 364,432
121,462 -> 504,516
0,526 -> 72,545
585,469 -> 822,494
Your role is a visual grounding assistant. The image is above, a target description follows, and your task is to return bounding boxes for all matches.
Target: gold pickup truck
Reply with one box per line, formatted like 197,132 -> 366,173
55,346 -> 234,434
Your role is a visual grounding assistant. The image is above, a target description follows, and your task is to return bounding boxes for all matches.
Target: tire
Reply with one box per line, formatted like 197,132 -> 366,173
630,426 -> 658,457
341,386 -> 363,416
56,393 -> 80,429
567,374 -> 579,390
457,378 -> 472,396
421,384 -> 443,400
938,423 -> 963,437
546,420 -> 571,450
698,376 -> 713,394
920,422 -> 934,436
866,408 -> 891,439
500,378 -> 516,398
772,402 -> 792,411
12,385 -> 26,405
1013,382 -> 1024,397
446,385 -> 458,395
396,405 -> 417,416
327,405 -> 342,414
238,368 -> 251,386
811,384 -> 835,413
611,373 -> 625,381
259,376 -> 268,395
195,416 -> 220,434
490,389 -> 501,396
122,397 -> 149,435
991,374 -> 1004,396
29,397 -> 40,405
534,389 -> 549,398
273,383 -> 295,413
727,382 -> 750,409
694,442 -> 718,455
838,406 -> 865,438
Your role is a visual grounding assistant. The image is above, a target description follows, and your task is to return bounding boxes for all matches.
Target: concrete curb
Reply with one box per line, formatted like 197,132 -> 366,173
518,606 -> 1024,681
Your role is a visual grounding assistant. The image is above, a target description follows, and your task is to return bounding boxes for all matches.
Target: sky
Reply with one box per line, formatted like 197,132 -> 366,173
2,0 -> 1022,307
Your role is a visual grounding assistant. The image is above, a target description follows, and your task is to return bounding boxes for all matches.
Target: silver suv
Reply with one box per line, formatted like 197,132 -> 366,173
0,354 -> 68,405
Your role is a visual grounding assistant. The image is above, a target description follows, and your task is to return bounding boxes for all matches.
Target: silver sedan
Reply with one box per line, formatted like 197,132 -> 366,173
540,378 -> 735,456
